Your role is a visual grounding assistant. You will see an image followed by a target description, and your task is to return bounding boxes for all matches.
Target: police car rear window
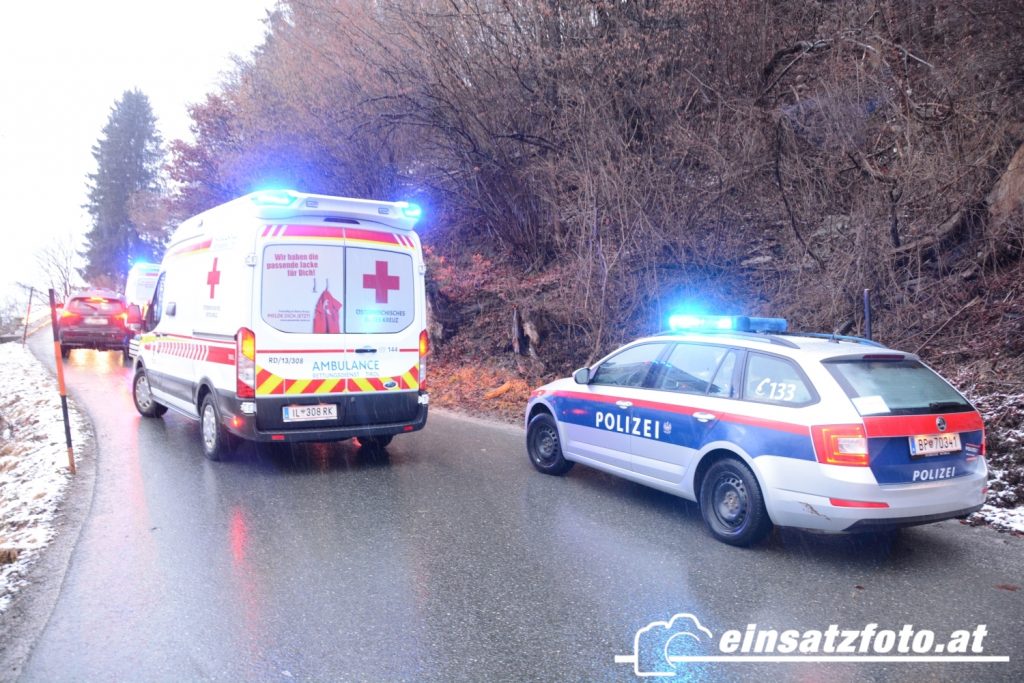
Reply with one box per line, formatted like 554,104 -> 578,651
824,359 -> 971,416
743,353 -> 815,406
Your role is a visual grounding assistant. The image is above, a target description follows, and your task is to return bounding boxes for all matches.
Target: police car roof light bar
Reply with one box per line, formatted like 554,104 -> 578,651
667,314 -> 788,334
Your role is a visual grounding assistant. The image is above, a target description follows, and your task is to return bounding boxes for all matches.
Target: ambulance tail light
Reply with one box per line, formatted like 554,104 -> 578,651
418,329 -> 429,390
236,327 -> 256,399
811,424 -> 870,467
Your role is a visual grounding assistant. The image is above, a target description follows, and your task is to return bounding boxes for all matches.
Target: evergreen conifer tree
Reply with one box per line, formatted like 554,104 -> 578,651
82,89 -> 163,287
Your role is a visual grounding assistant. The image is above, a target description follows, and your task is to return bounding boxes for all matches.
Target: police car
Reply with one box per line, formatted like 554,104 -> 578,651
524,315 -> 987,546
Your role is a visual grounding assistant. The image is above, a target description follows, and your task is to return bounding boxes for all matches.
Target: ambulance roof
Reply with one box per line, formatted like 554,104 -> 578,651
167,190 -> 421,248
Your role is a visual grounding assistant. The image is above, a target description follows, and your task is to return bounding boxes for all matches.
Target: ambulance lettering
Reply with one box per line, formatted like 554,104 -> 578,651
912,466 -> 957,482
595,410 -> 662,440
311,359 -> 380,373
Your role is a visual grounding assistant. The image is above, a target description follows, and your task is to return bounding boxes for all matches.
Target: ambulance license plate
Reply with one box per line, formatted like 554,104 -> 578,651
283,404 -> 337,422
85,317 -> 107,325
909,433 -> 961,456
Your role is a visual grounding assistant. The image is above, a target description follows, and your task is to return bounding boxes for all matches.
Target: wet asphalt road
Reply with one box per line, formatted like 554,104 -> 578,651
10,335 -> 1024,682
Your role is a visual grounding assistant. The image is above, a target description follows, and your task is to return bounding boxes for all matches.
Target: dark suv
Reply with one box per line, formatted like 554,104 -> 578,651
58,290 -> 134,360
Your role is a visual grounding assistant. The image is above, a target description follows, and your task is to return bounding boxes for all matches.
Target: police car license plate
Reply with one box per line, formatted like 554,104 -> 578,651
85,317 -> 107,325
283,404 -> 337,422
909,433 -> 961,456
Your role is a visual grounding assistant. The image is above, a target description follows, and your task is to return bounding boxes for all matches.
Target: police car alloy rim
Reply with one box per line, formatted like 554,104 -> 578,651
531,422 -> 560,465
710,473 -> 748,530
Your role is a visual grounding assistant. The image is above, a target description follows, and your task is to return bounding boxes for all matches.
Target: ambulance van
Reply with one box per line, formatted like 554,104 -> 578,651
131,189 -> 429,460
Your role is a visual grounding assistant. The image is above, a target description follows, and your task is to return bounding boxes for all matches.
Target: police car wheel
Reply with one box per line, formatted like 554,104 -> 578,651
527,413 -> 573,475
132,368 -> 167,418
699,458 -> 772,546
200,394 -> 235,461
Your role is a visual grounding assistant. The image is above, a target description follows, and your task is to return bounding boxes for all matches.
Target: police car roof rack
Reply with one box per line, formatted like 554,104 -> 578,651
786,332 -> 887,348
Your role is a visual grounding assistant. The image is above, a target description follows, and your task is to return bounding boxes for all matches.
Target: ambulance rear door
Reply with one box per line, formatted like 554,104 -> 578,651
252,221 -> 423,432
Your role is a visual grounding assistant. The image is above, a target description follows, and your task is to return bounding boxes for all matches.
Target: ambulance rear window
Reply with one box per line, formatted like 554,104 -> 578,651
260,244 -> 414,334
824,359 -> 971,416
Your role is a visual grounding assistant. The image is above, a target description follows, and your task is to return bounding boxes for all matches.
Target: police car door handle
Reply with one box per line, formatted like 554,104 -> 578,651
615,400 -> 632,409
694,411 -> 716,423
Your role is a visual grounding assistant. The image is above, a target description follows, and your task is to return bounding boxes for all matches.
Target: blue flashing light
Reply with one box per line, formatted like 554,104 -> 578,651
395,201 -> 422,220
668,314 -> 788,334
251,189 -> 299,207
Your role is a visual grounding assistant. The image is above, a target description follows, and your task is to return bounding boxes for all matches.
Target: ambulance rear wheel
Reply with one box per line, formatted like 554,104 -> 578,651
699,458 -> 772,547
200,394 -> 236,461
132,368 -> 167,418
527,413 -> 573,475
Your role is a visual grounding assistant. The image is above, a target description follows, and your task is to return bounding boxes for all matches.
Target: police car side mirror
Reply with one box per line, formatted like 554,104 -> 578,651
573,367 -> 591,384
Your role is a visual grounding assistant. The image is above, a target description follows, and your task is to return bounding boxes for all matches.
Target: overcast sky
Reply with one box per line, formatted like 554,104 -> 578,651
0,0 -> 277,302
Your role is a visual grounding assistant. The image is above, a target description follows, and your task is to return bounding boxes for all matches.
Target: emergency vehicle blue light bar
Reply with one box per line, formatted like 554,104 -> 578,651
396,201 -> 422,220
668,314 -> 788,333
251,190 -> 299,207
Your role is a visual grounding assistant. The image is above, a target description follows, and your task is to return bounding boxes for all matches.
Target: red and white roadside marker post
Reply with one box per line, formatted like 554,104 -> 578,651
47,288 -> 75,475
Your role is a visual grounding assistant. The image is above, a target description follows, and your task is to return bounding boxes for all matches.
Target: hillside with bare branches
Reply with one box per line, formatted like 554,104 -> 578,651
164,0 -> 1024,517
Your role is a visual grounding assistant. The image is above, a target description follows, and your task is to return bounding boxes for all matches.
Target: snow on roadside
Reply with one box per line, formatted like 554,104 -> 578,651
959,384 -> 1024,534
0,342 -> 89,613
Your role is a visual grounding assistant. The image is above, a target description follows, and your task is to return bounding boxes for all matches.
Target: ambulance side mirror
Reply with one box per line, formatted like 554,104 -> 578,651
573,367 -> 591,384
126,304 -> 143,325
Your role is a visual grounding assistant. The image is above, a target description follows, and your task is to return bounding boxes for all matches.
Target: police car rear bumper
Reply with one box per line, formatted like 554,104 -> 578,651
756,456 -> 988,533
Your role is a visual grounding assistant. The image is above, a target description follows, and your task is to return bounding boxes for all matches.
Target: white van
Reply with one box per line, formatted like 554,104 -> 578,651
131,189 -> 429,459
124,262 -> 161,310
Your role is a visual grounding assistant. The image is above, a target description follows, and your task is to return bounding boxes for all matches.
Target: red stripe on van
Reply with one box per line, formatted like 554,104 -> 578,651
345,227 -> 403,247
166,238 -> 212,258
278,225 -> 345,239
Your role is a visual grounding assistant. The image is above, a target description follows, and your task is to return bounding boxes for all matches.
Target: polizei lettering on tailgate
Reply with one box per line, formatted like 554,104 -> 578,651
596,410 -> 661,440
913,466 -> 957,482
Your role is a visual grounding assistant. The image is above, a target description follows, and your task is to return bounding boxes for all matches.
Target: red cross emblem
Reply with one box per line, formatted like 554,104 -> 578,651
363,260 -> 400,303
207,257 -> 221,298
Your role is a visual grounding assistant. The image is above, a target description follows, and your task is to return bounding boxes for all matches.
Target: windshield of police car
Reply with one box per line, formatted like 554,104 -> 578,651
825,359 -> 970,415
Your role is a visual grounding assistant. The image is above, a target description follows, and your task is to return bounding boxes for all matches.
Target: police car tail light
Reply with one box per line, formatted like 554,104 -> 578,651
811,424 -> 870,467
236,327 -> 256,399
418,329 -> 429,389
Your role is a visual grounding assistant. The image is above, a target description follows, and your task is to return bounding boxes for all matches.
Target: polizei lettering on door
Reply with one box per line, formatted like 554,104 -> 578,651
596,410 -> 662,440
